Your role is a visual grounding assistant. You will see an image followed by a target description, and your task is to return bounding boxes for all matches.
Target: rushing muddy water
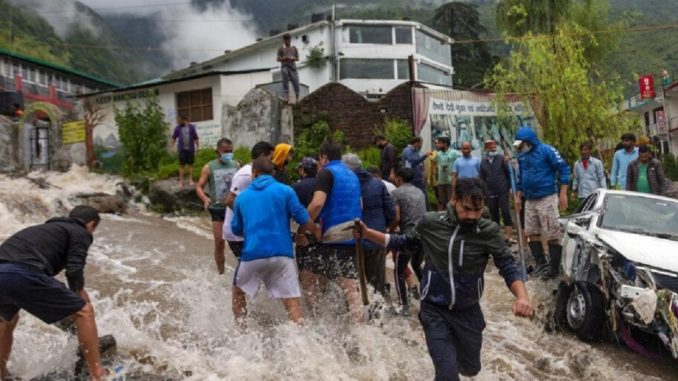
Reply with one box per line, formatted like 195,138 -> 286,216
1,167 -> 678,380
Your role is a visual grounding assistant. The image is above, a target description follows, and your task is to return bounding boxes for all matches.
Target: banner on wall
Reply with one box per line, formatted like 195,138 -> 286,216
417,91 -> 533,158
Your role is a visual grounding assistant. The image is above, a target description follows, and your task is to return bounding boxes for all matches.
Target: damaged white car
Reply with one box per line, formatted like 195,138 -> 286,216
554,189 -> 678,358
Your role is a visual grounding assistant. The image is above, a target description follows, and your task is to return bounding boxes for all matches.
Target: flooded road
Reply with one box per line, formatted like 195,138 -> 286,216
1,167 -> 677,380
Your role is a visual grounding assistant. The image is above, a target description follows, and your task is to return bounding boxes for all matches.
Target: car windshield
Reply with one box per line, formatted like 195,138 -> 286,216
600,194 -> 678,239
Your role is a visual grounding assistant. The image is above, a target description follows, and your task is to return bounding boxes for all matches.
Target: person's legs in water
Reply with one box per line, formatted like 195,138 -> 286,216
337,277 -> 363,323
0,314 -> 19,380
282,298 -> 303,324
363,248 -> 386,297
72,303 -> 106,381
394,250 -> 412,308
231,286 -> 247,327
209,209 -> 226,274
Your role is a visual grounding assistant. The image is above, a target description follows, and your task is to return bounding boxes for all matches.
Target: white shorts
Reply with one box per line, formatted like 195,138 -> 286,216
233,257 -> 301,299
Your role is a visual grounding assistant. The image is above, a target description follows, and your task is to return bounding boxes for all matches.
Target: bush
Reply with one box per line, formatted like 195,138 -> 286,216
356,147 -> 381,170
114,92 -> 168,176
233,145 -> 251,166
383,118 -> 412,154
288,120 -> 345,182
154,148 -> 216,181
662,153 -> 678,181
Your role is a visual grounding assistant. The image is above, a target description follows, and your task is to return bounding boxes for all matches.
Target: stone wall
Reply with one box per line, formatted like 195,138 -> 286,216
0,116 -> 20,172
221,88 -> 293,148
293,82 -> 414,149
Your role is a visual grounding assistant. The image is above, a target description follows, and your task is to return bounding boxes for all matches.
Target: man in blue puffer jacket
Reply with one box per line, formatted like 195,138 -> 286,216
513,127 -> 570,279
343,153 -> 395,296
231,157 -> 320,324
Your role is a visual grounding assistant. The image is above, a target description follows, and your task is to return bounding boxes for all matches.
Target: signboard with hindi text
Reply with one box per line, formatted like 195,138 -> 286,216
61,121 -> 86,144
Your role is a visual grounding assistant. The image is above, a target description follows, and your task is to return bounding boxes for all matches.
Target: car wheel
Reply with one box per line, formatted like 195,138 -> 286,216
565,281 -> 605,341
554,281 -> 573,332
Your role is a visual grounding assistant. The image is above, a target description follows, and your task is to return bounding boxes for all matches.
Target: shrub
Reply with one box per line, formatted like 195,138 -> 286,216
383,118 -> 412,154
356,147 -> 381,170
114,92 -> 168,176
233,145 -> 251,166
289,120 -> 345,182
662,153 -> 678,181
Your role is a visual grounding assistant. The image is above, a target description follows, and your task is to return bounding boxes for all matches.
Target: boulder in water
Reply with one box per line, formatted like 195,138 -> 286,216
148,178 -> 202,213
74,192 -> 127,214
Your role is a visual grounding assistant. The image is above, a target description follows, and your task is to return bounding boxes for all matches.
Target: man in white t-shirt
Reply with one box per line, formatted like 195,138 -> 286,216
223,142 -> 276,259
368,166 -> 396,194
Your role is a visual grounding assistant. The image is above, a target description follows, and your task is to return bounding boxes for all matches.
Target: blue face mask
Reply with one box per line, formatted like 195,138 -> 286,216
221,152 -> 233,162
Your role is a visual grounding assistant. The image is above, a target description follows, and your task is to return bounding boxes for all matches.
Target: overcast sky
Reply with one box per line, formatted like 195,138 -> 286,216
20,0 -> 257,70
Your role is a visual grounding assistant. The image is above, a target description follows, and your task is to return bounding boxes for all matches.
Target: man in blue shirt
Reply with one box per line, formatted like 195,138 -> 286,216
231,157 -> 320,324
610,133 -> 639,189
452,141 -> 480,195
402,136 -> 433,202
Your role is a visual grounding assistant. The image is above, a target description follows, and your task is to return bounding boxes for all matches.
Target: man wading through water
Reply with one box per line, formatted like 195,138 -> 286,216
0,206 -> 107,381
355,178 -> 534,381
196,138 -> 240,274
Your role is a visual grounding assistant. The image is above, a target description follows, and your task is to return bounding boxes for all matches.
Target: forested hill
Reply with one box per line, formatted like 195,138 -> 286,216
0,0 -> 151,85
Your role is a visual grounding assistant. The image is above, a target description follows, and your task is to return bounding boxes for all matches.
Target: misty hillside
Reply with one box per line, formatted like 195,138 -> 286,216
0,0 -> 162,85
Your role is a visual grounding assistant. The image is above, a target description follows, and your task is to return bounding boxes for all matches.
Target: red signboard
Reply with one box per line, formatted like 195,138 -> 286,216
639,75 -> 656,99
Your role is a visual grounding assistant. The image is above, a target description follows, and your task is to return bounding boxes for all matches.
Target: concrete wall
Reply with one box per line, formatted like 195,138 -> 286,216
222,87 -> 292,148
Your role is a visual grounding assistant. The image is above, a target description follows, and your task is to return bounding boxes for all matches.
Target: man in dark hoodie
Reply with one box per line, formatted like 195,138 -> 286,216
356,178 -> 533,381
0,206 -> 106,381
513,127 -> 570,279
343,153 -> 395,296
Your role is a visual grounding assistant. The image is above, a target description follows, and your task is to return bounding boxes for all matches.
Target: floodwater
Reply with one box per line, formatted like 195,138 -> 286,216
1,167 -> 678,380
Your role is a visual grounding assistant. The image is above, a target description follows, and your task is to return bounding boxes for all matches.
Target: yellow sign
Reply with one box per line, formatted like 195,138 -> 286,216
62,121 -> 86,144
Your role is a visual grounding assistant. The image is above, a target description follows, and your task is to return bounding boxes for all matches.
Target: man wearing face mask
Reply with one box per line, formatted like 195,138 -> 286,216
196,138 -> 240,274
479,140 -> 513,242
513,127 -> 570,280
355,178 -> 533,381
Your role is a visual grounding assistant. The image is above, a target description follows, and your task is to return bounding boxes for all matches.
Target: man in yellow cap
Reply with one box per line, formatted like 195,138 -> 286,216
272,143 -> 293,184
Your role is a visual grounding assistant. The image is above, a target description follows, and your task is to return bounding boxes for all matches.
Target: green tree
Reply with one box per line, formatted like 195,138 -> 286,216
496,0 -> 572,36
114,92 -> 169,176
433,2 -> 494,88
486,22 -> 634,164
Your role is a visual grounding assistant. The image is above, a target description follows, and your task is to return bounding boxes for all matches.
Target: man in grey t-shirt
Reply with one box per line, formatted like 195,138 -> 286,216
277,33 -> 300,103
391,167 -> 426,309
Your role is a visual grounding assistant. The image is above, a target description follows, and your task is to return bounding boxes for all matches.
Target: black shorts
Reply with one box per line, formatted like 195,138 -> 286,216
178,149 -> 195,165
227,240 -> 244,258
297,245 -> 357,279
0,263 -> 85,324
208,207 -> 226,222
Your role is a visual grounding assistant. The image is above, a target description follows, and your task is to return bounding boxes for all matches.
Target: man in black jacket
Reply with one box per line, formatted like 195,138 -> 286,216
356,178 -> 533,381
0,206 -> 106,381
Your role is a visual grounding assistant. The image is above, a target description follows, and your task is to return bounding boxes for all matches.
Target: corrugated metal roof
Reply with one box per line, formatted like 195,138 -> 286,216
0,47 -> 121,88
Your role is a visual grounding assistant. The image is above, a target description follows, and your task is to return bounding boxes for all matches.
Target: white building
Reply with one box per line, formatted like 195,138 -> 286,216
82,19 -> 455,149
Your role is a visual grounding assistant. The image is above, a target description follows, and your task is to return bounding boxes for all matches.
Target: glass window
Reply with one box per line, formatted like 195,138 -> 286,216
416,30 -> 451,66
417,63 -> 452,86
349,26 -> 392,44
176,88 -> 213,122
340,59 -> 395,80
395,27 -> 412,44
397,60 -> 410,80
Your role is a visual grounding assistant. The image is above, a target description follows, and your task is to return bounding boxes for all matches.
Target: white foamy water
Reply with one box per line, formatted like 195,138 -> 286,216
1,168 -> 678,380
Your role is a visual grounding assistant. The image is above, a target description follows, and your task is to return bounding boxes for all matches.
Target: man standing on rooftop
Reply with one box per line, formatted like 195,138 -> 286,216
277,34 -> 300,103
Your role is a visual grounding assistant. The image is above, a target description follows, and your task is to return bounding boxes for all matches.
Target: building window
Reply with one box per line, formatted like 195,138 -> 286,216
417,63 -> 452,86
416,30 -> 451,67
395,27 -> 413,44
176,88 -> 213,122
397,60 -> 410,80
340,59 -> 395,80
349,26 -> 392,44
